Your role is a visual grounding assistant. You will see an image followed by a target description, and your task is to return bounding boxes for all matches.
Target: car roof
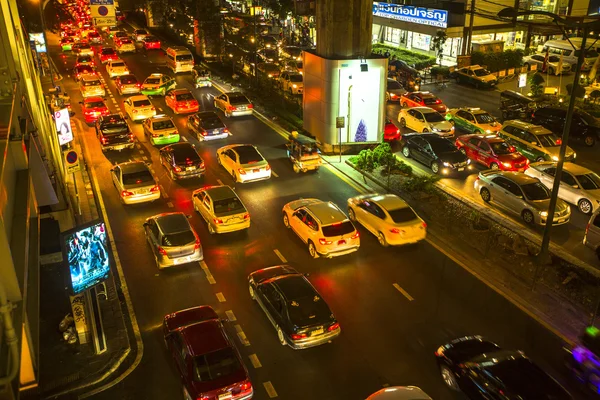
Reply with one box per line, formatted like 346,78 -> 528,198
305,201 -> 347,225
272,274 -> 316,300
196,111 -> 219,119
412,133 -> 451,144
412,106 -> 437,113
497,171 -> 539,185
563,162 -> 592,175
181,319 -> 230,356
119,161 -> 150,174
84,96 -> 104,103
503,120 -> 552,135
204,185 -> 237,201
149,73 -> 164,78
129,95 -> 150,101
154,212 -> 191,234
370,194 -> 409,210
81,74 -> 100,81
109,59 -> 125,64
225,91 -> 245,97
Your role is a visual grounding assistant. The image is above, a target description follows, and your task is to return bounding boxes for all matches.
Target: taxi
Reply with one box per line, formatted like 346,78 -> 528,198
113,31 -> 128,42
124,95 -> 156,121
87,30 -> 102,44
115,75 -> 141,95
99,47 -> 119,64
75,54 -> 94,68
455,134 -> 529,171
73,41 -> 94,57
400,91 -> 447,113
165,89 -> 199,114
143,36 -> 161,50
141,73 -> 176,97
60,37 -> 75,51
79,74 -> 106,98
192,185 -> 250,234
105,26 -> 120,39
445,107 -> 501,134
132,29 -> 149,42
106,59 -> 130,78
115,38 -> 136,54
80,97 -> 110,124
142,115 -> 180,146
73,65 -> 96,82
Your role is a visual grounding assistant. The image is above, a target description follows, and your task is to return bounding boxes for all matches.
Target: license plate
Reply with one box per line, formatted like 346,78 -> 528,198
458,167 -> 465,171
338,240 -> 346,245
312,328 -> 324,336
213,129 -> 219,134
186,166 -> 196,171
173,256 -> 190,265
253,168 -> 260,173
218,394 -> 232,400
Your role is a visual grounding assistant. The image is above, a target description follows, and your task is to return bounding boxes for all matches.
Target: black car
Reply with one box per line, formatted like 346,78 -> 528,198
159,142 -> 205,180
401,133 -> 470,175
532,106 -> 600,147
436,336 -> 572,399
186,111 -> 229,141
95,114 -> 135,152
248,265 -> 341,349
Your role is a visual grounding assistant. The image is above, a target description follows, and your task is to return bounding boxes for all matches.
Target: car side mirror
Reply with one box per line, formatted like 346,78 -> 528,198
123,115 -> 129,120
186,214 -> 192,219
79,101 -> 83,104
303,272 -> 310,277
572,185 -> 579,189
142,222 -> 148,227
220,318 -> 229,323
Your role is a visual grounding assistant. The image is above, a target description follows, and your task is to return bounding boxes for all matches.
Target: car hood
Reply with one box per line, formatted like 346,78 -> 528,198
430,120 -> 453,130
544,145 -> 575,159
438,150 -> 467,164
529,198 -> 569,214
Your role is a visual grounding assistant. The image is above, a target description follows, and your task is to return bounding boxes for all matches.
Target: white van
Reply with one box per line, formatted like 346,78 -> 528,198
166,47 -> 194,73
542,39 -> 598,71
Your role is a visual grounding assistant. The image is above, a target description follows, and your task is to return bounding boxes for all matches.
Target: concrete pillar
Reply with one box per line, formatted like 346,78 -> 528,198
316,0 -> 373,58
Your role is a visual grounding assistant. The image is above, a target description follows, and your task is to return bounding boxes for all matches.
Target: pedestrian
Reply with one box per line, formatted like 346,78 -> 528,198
384,50 -> 391,58
291,31 -> 296,45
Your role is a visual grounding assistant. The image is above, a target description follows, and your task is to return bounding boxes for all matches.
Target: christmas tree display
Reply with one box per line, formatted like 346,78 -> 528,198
354,119 -> 367,142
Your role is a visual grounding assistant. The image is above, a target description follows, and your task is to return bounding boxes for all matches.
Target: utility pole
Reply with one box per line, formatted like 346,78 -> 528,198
253,2 -> 258,86
465,0 -> 476,55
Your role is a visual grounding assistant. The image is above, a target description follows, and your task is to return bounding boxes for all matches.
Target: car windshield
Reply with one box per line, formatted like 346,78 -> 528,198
122,170 -> 153,185
474,68 -> 491,76
491,142 -> 513,155
133,99 -> 151,107
430,140 -> 457,153
289,75 -> 303,82
578,110 -> 600,126
102,48 -> 116,55
84,80 -> 101,86
387,207 -> 419,223
424,112 -> 444,122
193,347 -> 242,382
101,119 -> 128,132
537,133 -> 560,147
152,120 -> 175,130
213,197 -> 245,215
577,173 -> 600,190
388,80 -> 403,89
176,54 -> 194,62
86,100 -> 104,108
521,182 -> 551,200
162,230 -> 195,246
112,62 -> 125,68
475,113 -> 495,124
322,221 -> 355,237
120,39 -> 132,44
200,117 -> 224,129
120,75 -> 137,84
288,296 -> 333,327
237,147 -> 262,164
145,78 -> 161,84
176,93 -> 194,101
229,95 -> 250,105
145,36 -> 158,41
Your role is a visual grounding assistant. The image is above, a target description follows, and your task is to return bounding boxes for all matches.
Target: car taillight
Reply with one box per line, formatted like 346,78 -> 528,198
157,246 -> 168,256
173,166 -> 182,172
214,218 -> 223,225
199,162 -> 205,169
319,238 -> 332,245
435,99 -> 441,104
201,131 -> 208,136
194,237 -> 201,250
223,129 -> 229,133
556,138 -> 562,145
351,231 -> 359,239
132,109 -> 138,113
240,380 -> 252,392
228,105 -> 237,111
151,133 -> 160,138
396,129 -> 400,134
121,190 -> 133,197
150,185 -> 160,192
129,133 -> 134,140
136,83 -> 142,88
248,104 -> 254,109
151,107 -> 155,111
422,222 -> 427,229
265,164 -> 271,171
243,213 -> 250,220
390,228 -> 403,234
238,168 -> 246,175
328,322 -> 340,332
100,136 -> 108,144
291,333 -> 307,340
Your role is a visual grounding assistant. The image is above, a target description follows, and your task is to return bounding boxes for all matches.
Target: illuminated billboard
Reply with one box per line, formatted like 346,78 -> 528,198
29,33 -> 47,53
63,220 -> 111,294
54,108 -> 73,145
338,68 -> 381,143
373,2 -> 448,28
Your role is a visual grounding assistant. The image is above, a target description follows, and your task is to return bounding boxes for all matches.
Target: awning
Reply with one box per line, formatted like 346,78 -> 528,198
29,134 -> 58,207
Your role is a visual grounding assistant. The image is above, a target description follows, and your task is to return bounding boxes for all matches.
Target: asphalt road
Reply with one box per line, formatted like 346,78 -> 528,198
46,25 -> 593,400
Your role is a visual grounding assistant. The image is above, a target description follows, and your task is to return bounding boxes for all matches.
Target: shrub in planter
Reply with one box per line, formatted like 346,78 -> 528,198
400,175 -> 439,194
372,142 -> 393,164
430,66 -> 450,78
355,149 -> 377,172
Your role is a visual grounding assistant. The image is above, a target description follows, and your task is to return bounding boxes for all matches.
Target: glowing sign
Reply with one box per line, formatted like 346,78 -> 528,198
373,2 -> 448,28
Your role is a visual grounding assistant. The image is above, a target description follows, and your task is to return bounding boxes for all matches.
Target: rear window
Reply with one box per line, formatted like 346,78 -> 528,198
145,78 -> 161,84
173,147 -> 200,163
176,54 -> 194,62
111,62 -> 125,68
236,146 -> 262,164
322,221 -> 355,237
84,79 -> 101,86
423,97 -> 439,105
387,80 -> 403,89
388,207 -> 419,223
162,230 -> 195,246
176,93 -> 195,101
86,100 -> 105,108
152,120 -> 175,130
120,75 -> 137,84
213,197 -> 245,215
122,170 -> 154,185
200,117 -> 224,130
577,173 -> 600,190
193,348 -> 242,382
102,48 -> 116,55
288,296 -> 333,327
229,95 -> 250,105
133,99 -> 151,107
120,39 -> 132,44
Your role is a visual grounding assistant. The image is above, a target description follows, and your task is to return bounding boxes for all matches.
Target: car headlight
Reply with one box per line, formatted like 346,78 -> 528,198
443,162 -> 451,167
432,127 -> 440,132
552,155 -> 559,161
292,84 -> 297,88
467,159 -> 472,165
502,162 -> 511,167
486,129 -> 492,133
540,211 -> 548,217
573,152 -> 577,159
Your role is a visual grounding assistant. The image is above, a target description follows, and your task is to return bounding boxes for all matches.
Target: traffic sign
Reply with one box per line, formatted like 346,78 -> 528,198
90,0 -> 113,5
64,150 -> 81,174
98,6 -> 109,15
93,17 -> 117,27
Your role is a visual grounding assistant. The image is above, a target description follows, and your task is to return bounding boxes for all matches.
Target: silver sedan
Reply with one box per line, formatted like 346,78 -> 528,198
111,161 -> 160,205
474,170 -> 571,226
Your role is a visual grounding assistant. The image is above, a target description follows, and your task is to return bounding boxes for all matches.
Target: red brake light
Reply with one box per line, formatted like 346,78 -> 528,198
241,380 -> 252,392
389,228 -> 402,234
214,218 -> 223,225
422,222 -> 427,229
328,322 -> 340,332
129,133 -> 134,140
199,162 -> 205,169
319,238 -> 332,245
435,99 -> 441,104
228,105 -> 237,111
351,231 -> 360,239
556,138 -> 562,145
291,333 -> 307,340
151,107 -> 155,111
194,237 -> 201,250
100,136 -> 108,144
157,246 -> 168,256
173,166 -> 182,172
238,168 -> 246,175
248,104 -> 254,109
150,185 -> 160,193
121,190 -> 134,197
243,213 -> 250,220
266,164 -> 271,171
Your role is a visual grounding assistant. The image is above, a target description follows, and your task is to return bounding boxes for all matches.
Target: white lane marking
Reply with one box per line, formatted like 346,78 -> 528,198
273,249 -> 287,263
157,107 -> 163,112
217,179 -> 223,185
136,144 -> 142,149
249,354 -> 262,369
200,261 -> 216,284
263,382 -> 278,398
138,150 -> 144,155
166,201 -> 174,208
181,136 -> 188,141
393,283 -> 414,302
272,170 -> 278,178
216,292 -> 226,302
225,310 -> 237,322
159,185 -> 168,198
234,325 -> 251,346
142,156 -> 148,161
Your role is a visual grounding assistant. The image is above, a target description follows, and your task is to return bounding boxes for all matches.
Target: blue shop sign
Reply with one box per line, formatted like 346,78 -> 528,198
373,2 -> 448,28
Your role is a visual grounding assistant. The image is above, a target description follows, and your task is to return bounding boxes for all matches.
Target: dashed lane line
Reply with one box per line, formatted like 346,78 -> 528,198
216,292 -> 226,302
234,325 -> 251,346
225,310 -> 237,322
200,261 -> 216,284
272,170 -> 279,178
273,249 -> 287,263
249,354 -> 262,369
217,179 -> 223,185
166,201 -> 174,208
393,283 -> 414,302
181,136 -> 188,141
263,381 -> 278,398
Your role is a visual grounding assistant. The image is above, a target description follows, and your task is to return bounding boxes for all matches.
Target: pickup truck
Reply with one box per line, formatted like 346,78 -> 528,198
95,114 -> 135,152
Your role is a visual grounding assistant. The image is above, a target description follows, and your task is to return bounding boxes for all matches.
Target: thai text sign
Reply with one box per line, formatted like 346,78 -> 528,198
373,2 -> 448,28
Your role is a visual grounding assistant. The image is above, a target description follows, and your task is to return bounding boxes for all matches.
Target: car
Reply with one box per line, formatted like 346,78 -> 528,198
162,306 -> 253,400
455,134 -> 529,171
105,26 -> 120,39
474,170 -> 571,225
216,144 -> 271,183
257,48 -> 279,63
402,134 -> 471,175
498,120 -> 576,162
110,161 -> 160,204
187,111 -> 229,141
106,59 -> 130,78
160,142 -> 205,180
115,37 -> 135,53
87,30 -> 102,44
281,59 -> 303,74
282,198 -> 360,258
142,115 -> 180,146
192,185 -> 250,234
132,29 -> 149,42
113,30 -> 128,42
257,62 -> 281,79
525,161 -> 600,214
400,91 -> 447,113
248,265 -> 341,348
435,335 -> 572,399
144,212 -> 203,268
280,71 -> 303,94
214,92 -> 254,118
80,96 -> 109,124
72,41 -> 94,56
347,194 -> 426,246
79,74 -> 106,98
523,53 -> 571,75
279,45 -> 302,61
398,107 -> 454,136
532,106 -> 600,147
123,95 -> 156,121
73,64 -> 96,81
454,65 -> 497,88
141,73 -> 176,96
60,37 -> 75,51
75,54 -> 95,68
95,113 -> 135,152
98,46 -> 119,64
445,107 -> 501,134
165,89 -> 199,114
142,35 -> 161,50
115,74 -> 141,95
386,79 -> 407,102
384,118 -> 401,141
367,386 -> 431,400
258,34 -> 279,49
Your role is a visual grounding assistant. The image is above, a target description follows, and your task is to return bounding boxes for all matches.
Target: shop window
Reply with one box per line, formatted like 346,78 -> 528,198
412,33 -> 431,52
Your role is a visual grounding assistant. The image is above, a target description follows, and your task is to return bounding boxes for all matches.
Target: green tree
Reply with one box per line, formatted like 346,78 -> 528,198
264,0 -> 294,19
528,72 -> 545,97
430,30 -> 447,66
192,0 -> 221,58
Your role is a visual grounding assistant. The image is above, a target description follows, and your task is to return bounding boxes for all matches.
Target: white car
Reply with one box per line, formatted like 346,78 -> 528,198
110,161 -> 160,204
216,144 -> 271,183
398,106 -> 454,136
192,185 -> 250,234
280,71 -> 303,94
523,54 -> 571,75
106,59 -> 130,78
79,74 -> 105,98
282,198 -> 360,258
116,38 -> 136,53
525,161 -> 600,214
132,29 -> 149,42
123,95 -> 156,121
213,92 -> 253,118
347,193 -> 426,247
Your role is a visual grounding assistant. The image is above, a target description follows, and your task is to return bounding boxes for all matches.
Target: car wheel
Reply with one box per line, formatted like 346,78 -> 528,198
277,326 -> 286,346
480,187 -> 491,203
536,156 -> 546,162
431,161 -> 440,174
584,135 -> 596,147
249,285 -> 255,300
490,162 -> 499,170
548,67 -> 555,75
231,169 -> 237,182
399,118 -> 406,128
378,232 -> 388,247
208,223 -> 216,235
308,241 -> 318,258
440,365 -> 460,391
283,212 -> 290,228
348,208 -> 356,221
422,128 -> 429,133
579,198 -> 593,215
402,146 -> 411,158
522,209 -> 535,224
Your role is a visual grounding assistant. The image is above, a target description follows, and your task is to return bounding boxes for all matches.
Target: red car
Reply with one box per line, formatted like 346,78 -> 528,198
73,65 -> 96,81
99,47 -> 119,64
81,97 -> 109,124
384,118 -> 401,141
163,306 -> 254,400
400,91 -> 448,113
165,89 -> 199,114
455,134 -> 529,171
143,35 -> 161,50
